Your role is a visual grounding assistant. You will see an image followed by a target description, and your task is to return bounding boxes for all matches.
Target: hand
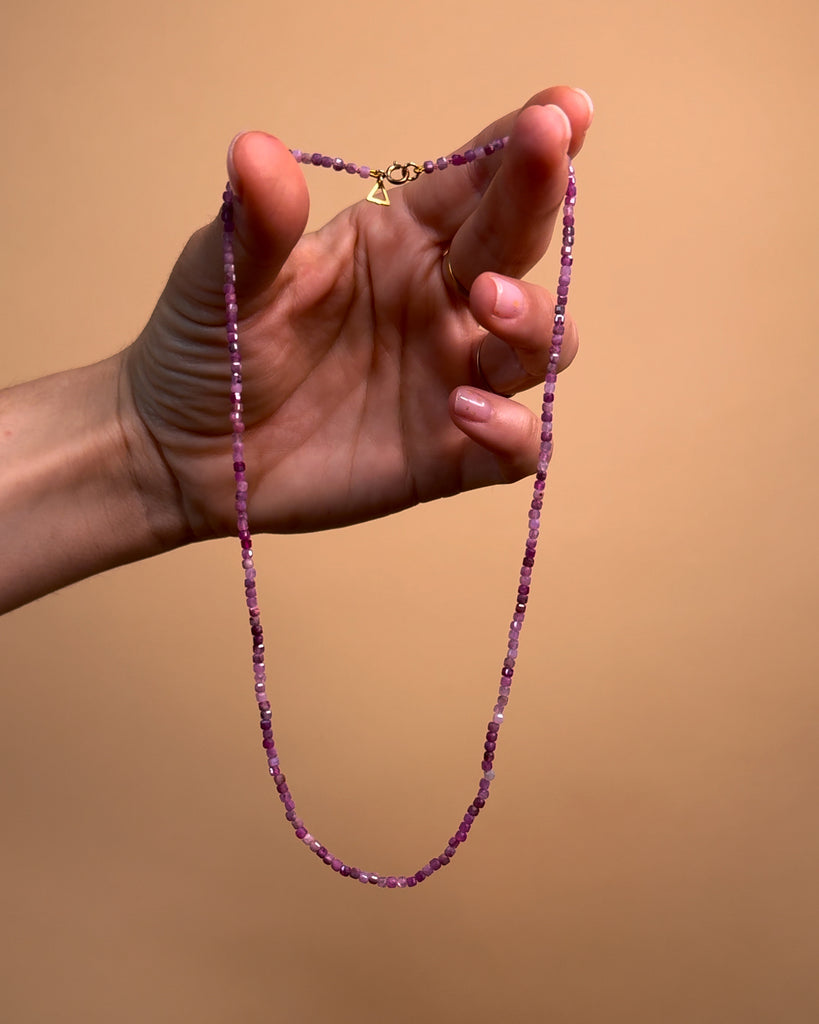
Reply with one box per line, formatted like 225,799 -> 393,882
123,86 -> 593,541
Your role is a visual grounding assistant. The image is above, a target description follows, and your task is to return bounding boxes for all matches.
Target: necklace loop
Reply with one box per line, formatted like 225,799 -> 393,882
220,150 -> 579,889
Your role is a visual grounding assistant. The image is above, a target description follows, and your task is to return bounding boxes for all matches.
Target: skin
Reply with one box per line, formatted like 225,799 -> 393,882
0,86 -> 593,614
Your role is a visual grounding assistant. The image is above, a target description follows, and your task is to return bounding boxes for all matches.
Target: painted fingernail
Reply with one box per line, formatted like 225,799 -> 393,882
544,104 -> 571,145
571,88 -> 595,126
491,276 -> 525,319
454,387 -> 492,422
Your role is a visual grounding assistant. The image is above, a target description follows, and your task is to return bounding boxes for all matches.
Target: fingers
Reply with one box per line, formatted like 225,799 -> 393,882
469,273 -> 579,396
405,85 -> 593,241
445,103 -> 573,290
449,387 -> 542,482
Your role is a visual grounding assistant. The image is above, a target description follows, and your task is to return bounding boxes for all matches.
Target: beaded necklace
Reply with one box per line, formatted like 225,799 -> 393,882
219,138 -> 577,888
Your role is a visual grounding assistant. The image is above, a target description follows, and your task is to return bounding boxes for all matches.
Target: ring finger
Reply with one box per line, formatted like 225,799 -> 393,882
469,272 -> 580,396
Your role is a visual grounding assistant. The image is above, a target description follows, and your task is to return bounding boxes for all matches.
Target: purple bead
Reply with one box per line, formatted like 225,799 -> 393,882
332,157 -> 344,171
310,153 -> 322,165
451,153 -> 466,166
436,157 -> 448,170
464,149 -> 476,162
345,162 -> 358,174
423,160 -> 434,174
321,156 -> 333,168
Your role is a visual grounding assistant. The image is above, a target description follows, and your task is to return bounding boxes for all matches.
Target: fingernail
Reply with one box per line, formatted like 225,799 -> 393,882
454,387 -> 492,422
227,131 -> 250,198
491,275 -> 525,319
544,104 -> 571,145
571,88 -> 595,126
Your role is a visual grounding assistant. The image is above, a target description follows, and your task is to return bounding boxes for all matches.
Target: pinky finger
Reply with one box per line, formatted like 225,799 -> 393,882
449,386 -> 542,483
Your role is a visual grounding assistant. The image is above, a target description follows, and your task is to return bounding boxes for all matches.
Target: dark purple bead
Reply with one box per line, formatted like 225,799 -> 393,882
464,149 -> 476,162
295,827 -> 307,839
445,845 -> 456,857
317,845 -> 327,858
407,876 -> 417,888
439,853 -> 450,866
451,153 -> 466,166
310,153 -> 322,165
350,867 -> 360,879
430,858 -> 442,871
321,156 -> 333,168
423,160 -> 434,173
474,796 -> 486,809
340,865 -> 351,876
414,870 -> 427,883
368,874 -> 379,884
344,162 -> 358,174
332,157 -> 344,171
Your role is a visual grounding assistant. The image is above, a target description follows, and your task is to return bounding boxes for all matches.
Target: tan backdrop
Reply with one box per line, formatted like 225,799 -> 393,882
2,1 -> 818,1021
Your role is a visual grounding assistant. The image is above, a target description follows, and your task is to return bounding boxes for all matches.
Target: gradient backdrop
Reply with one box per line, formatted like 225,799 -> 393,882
1,1 -> 818,1021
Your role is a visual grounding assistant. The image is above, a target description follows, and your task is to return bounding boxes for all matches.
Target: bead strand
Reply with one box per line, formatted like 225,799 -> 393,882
288,136 -> 511,180
219,160 -> 577,888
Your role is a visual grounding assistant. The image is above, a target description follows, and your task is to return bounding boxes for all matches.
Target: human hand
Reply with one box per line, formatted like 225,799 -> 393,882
123,86 -> 593,541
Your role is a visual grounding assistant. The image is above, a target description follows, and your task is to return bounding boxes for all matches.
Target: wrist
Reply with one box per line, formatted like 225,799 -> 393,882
0,355 -> 191,613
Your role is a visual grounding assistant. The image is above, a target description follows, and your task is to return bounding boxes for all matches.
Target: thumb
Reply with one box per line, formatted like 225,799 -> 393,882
226,131 -> 310,299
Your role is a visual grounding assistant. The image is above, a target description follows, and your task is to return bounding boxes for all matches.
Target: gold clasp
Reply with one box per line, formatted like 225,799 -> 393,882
366,162 -> 423,205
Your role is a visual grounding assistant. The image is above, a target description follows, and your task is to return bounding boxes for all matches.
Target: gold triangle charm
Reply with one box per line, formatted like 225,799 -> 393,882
366,177 -> 390,206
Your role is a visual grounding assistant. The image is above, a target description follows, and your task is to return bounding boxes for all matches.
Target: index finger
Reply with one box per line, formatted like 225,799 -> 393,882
403,85 -> 592,243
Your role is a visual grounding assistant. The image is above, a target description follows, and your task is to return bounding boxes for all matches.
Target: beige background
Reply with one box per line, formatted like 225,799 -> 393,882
2,0 -> 818,1021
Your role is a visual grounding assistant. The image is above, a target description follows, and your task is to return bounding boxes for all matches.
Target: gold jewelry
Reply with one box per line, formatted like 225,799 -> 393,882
442,249 -> 471,300
475,340 -> 511,398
